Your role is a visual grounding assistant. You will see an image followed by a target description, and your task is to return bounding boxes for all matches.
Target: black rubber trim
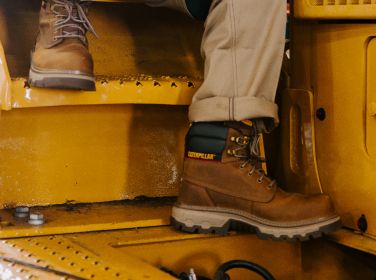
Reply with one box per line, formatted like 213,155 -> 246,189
29,77 -> 96,91
185,122 -> 228,158
171,217 -> 342,241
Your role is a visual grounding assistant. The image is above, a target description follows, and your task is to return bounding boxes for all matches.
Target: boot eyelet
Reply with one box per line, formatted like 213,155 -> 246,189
248,172 -> 253,176
236,136 -> 250,145
257,178 -> 263,184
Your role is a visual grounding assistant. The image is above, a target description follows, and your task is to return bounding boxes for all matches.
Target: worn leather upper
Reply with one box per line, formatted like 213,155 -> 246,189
179,122 -> 337,224
31,0 -> 94,74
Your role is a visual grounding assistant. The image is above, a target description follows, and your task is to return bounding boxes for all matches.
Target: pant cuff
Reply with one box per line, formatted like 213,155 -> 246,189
188,96 -> 279,124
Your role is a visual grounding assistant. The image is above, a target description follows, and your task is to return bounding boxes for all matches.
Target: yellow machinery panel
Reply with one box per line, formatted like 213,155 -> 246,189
280,23 -> 376,237
294,0 -> 376,19
1,1 -> 376,279
0,228 -> 301,280
1,201 -> 376,279
366,39 -> 376,158
0,1 -> 204,207
0,105 -> 187,207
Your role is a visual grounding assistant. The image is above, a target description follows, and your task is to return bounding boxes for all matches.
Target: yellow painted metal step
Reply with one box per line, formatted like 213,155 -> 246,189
0,226 -> 301,280
7,77 -> 199,110
0,200 -> 172,239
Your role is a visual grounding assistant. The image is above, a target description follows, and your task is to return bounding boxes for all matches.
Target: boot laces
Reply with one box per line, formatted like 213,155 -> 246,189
232,127 -> 276,189
51,0 -> 98,44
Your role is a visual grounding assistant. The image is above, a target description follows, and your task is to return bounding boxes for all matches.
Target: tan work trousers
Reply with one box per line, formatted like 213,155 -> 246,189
146,0 -> 286,124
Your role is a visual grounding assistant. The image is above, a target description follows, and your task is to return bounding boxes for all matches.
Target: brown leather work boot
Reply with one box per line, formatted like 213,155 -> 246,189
29,0 -> 97,91
171,122 -> 341,240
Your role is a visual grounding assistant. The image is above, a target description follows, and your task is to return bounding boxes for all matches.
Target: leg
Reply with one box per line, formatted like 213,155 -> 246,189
189,0 -> 286,124
172,0 -> 342,240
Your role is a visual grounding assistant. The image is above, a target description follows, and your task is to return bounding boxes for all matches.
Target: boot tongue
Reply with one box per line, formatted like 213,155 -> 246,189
63,2 -> 79,35
50,0 -> 96,46
222,122 -> 255,163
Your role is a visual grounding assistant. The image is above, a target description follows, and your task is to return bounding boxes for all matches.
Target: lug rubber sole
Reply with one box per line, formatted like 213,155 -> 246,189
29,68 -> 96,91
171,206 -> 342,241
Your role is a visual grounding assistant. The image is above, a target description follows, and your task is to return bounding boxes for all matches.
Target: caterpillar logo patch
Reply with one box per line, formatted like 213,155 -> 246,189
187,151 -> 219,161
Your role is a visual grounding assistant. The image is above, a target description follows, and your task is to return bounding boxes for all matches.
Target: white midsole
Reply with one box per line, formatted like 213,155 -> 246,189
29,69 -> 95,82
172,206 -> 340,238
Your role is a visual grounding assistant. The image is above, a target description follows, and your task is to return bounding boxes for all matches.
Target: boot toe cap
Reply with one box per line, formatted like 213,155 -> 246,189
31,42 -> 94,75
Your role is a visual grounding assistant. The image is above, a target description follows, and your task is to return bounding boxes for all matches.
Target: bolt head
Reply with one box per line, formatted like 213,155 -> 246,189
15,207 -> 29,213
14,206 -> 30,218
29,213 -> 44,220
28,213 -> 45,226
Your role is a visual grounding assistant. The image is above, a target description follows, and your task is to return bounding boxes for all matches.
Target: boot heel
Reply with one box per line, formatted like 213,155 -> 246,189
171,206 -> 231,235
